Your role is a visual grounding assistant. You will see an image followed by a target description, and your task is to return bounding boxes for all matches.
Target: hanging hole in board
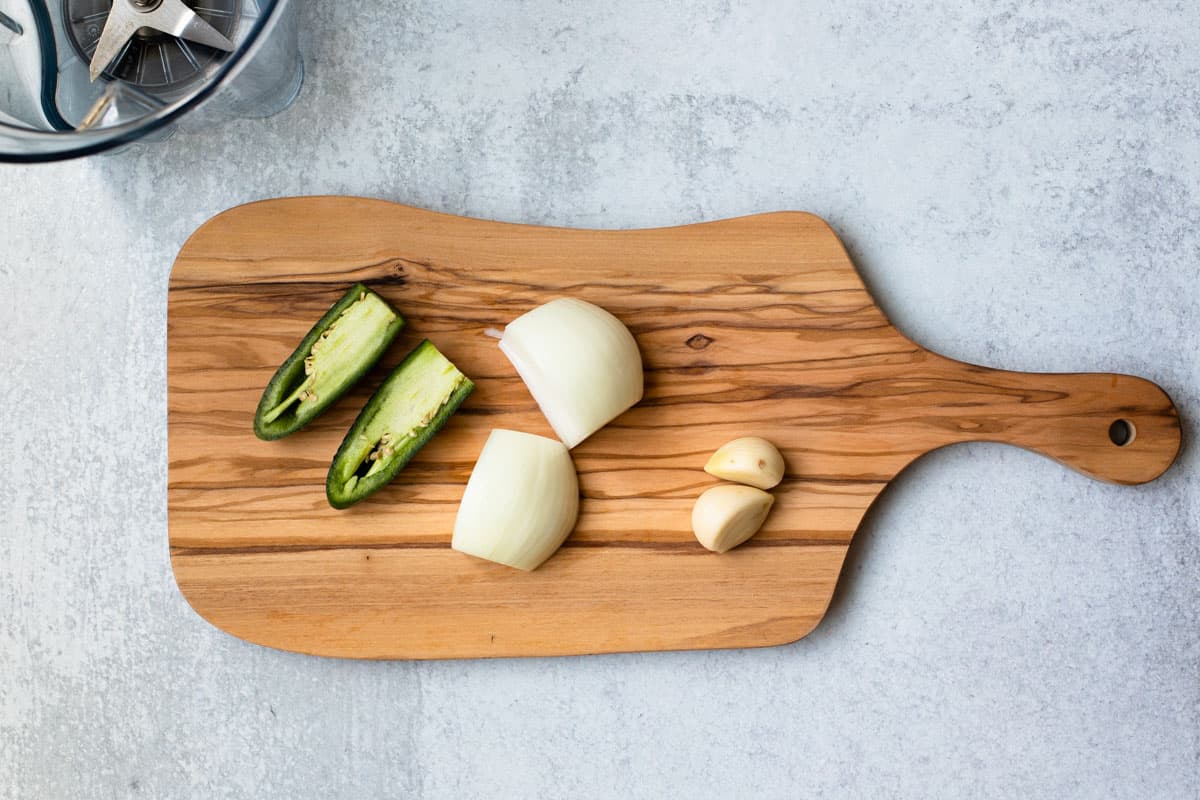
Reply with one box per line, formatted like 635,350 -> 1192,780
1108,419 -> 1136,447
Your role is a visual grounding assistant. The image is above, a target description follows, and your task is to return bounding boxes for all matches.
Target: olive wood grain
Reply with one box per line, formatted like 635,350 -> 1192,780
167,197 -> 1181,659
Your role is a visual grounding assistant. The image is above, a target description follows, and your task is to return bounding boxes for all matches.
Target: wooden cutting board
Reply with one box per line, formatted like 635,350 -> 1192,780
168,196 -> 1181,659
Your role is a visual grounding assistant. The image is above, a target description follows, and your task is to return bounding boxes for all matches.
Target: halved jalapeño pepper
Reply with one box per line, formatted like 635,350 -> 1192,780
253,284 -> 405,441
326,339 -> 474,509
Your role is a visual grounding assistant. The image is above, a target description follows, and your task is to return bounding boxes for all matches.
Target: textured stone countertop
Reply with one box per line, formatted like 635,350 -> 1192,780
1,1 -> 1197,797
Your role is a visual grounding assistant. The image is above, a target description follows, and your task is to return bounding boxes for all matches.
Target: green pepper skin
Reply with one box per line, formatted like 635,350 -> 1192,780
253,284 -> 404,441
326,340 -> 475,509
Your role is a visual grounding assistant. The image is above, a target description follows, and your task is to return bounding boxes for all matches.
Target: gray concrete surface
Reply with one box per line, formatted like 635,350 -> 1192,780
2,1 -> 1198,797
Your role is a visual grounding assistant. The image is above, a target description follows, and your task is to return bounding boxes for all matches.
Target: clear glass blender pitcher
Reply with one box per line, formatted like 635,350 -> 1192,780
0,0 -> 301,161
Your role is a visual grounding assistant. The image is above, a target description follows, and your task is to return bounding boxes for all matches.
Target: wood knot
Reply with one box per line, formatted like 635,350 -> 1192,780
686,333 -> 714,350
370,259 -> 408,286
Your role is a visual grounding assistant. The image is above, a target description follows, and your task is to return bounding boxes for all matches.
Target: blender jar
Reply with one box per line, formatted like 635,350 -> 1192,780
0,0 -> 302,161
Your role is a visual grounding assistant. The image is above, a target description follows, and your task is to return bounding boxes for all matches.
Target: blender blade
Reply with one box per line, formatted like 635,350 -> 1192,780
89,0 -> 234,82
0,9 -> 22,36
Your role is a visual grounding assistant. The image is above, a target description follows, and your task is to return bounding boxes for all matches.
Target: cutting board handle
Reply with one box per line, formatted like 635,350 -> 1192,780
932,357 -> 1181,485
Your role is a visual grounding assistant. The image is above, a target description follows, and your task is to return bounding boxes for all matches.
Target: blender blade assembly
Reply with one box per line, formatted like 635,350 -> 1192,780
82,0 -> 235,84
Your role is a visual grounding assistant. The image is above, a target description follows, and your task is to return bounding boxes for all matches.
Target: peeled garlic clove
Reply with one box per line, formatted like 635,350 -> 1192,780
452,429 -> 580,571
704,436 -> 785,489
691,484 -> 774,553
499,297 -> 644,449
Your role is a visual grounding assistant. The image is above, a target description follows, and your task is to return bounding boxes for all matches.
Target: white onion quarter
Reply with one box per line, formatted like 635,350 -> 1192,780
451,429 -> 580,571
499,297 -> 644,449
